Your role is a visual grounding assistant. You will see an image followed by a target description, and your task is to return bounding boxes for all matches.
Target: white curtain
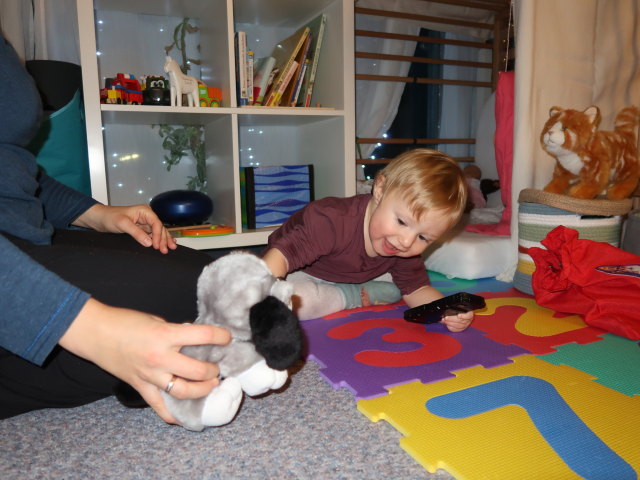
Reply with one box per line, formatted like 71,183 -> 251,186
0,0 -> 79,64
439,33 -> 492,159
355,0 -> 498,165
508,0 -> 640,276
355,6 -> 418,160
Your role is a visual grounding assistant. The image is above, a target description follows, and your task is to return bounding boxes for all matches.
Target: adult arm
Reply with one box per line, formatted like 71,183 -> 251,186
72,203 -> 177,253
0,233 -> 90,364
39,174 -> 176,253
37,171 -> 99,229
0,233 -> 230,423
59,298 -> 230,424
0,33 -> 172,253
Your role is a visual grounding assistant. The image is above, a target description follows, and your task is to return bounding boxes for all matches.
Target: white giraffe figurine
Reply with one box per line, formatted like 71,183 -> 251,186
163,56 -> 199,107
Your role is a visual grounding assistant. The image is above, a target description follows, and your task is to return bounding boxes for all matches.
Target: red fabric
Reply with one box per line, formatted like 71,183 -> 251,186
530,226 -> 640,340
467,70 -> 514,236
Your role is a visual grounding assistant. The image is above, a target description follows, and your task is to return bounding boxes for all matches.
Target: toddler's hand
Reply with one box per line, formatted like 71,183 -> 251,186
441,310 -> 474,332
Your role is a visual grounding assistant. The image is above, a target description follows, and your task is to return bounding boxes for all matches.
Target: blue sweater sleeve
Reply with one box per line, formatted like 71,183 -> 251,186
0,33 -> 96,365
38,171 -> 99,228
0,234 -> 91,365
0,33 -> 98,244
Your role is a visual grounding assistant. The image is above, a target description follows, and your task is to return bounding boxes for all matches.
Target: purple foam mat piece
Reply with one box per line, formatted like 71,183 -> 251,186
302,304 -> 529,400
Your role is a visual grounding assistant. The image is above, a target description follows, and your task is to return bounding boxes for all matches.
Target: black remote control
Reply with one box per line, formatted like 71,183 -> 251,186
403,292 -> 486,324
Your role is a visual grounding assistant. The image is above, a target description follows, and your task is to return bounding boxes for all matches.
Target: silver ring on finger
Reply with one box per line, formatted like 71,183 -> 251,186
164,375 -> 178,394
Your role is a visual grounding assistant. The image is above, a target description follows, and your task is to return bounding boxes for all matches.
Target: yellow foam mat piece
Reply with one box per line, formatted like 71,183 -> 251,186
357,355 -> 640,480
479,295 -> 588,337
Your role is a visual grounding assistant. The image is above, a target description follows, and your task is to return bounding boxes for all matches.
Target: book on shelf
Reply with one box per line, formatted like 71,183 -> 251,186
297,13 -> 327,107
246,49 -> 254,105
252,56 -> 276,106
290,59 -> 309,107
235,31 -> 249,105
279,32 -> 312,107
265,60 -> 299,107
241,164 -> 314,229
263,25 -> 311,107
263,67 -> 278,103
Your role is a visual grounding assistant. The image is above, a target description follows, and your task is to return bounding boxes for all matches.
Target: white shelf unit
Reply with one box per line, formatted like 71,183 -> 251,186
77,0 -> 355,249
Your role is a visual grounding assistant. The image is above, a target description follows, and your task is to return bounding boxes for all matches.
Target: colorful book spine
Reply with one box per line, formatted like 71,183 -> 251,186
246,49 -> 254,105
266,60 -> 298,107
235,31 -> 248,106
302,14 -> 327,107
252,56 -> 276,106
260,68 -> 279,106
279,33 -> 312,107
263,26 -> 310,107
290,59 -> 309,107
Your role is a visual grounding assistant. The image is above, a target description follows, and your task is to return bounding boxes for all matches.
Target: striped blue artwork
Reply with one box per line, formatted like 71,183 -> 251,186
253,165 -> 312,228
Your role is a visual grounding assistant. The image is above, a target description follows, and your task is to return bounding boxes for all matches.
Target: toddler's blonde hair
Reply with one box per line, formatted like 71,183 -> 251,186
376,148 -> 468,225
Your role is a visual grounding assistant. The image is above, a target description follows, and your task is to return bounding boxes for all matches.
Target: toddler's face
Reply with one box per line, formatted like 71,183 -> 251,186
367,188 -> 450,258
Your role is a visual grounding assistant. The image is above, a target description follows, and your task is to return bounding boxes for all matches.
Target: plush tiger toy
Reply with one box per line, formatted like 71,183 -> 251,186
541,105 -> 640,199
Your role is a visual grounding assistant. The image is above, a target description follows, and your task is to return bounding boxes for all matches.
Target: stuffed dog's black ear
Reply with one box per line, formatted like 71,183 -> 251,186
249,295 -> 303,370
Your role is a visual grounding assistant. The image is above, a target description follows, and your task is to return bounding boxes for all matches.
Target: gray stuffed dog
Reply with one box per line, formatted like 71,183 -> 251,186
162,251 -> 302,431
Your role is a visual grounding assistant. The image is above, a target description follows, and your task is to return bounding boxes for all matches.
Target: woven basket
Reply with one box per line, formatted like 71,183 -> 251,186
513,189 -> 633,295
622,209 -> 640,255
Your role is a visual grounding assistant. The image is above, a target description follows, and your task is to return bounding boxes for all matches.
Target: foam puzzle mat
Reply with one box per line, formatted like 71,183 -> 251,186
301,273 -> 640,480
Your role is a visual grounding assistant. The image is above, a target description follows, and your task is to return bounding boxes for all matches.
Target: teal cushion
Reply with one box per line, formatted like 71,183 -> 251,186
28,90 -> 91,196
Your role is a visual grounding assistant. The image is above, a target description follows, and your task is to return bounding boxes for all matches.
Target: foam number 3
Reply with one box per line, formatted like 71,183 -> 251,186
329,318 -> 461,367
426,376 -> 635,480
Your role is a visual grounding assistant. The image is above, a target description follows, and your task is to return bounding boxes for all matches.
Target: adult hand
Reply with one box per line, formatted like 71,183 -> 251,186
59,298 -> 231,424
441,310 -> 474,333
73,203 -> 177,253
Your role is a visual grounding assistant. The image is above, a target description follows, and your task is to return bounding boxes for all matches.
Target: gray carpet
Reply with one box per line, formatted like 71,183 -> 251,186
0,360 -> 455,480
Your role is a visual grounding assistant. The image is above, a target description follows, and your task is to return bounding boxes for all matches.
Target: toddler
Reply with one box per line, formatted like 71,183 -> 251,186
263,148 -> 473,332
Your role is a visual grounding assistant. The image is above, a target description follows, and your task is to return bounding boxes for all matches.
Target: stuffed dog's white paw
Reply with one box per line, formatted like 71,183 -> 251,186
200,377 -> 243,427
236,359 -> 288,396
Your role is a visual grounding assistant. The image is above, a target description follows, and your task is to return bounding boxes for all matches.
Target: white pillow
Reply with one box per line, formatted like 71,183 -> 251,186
424,229 -> 512,280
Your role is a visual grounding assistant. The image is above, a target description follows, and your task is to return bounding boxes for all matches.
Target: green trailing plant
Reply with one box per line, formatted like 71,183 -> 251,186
157,18 -> 205,191
164,17 -> 201,73
154,124 -> 207,192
